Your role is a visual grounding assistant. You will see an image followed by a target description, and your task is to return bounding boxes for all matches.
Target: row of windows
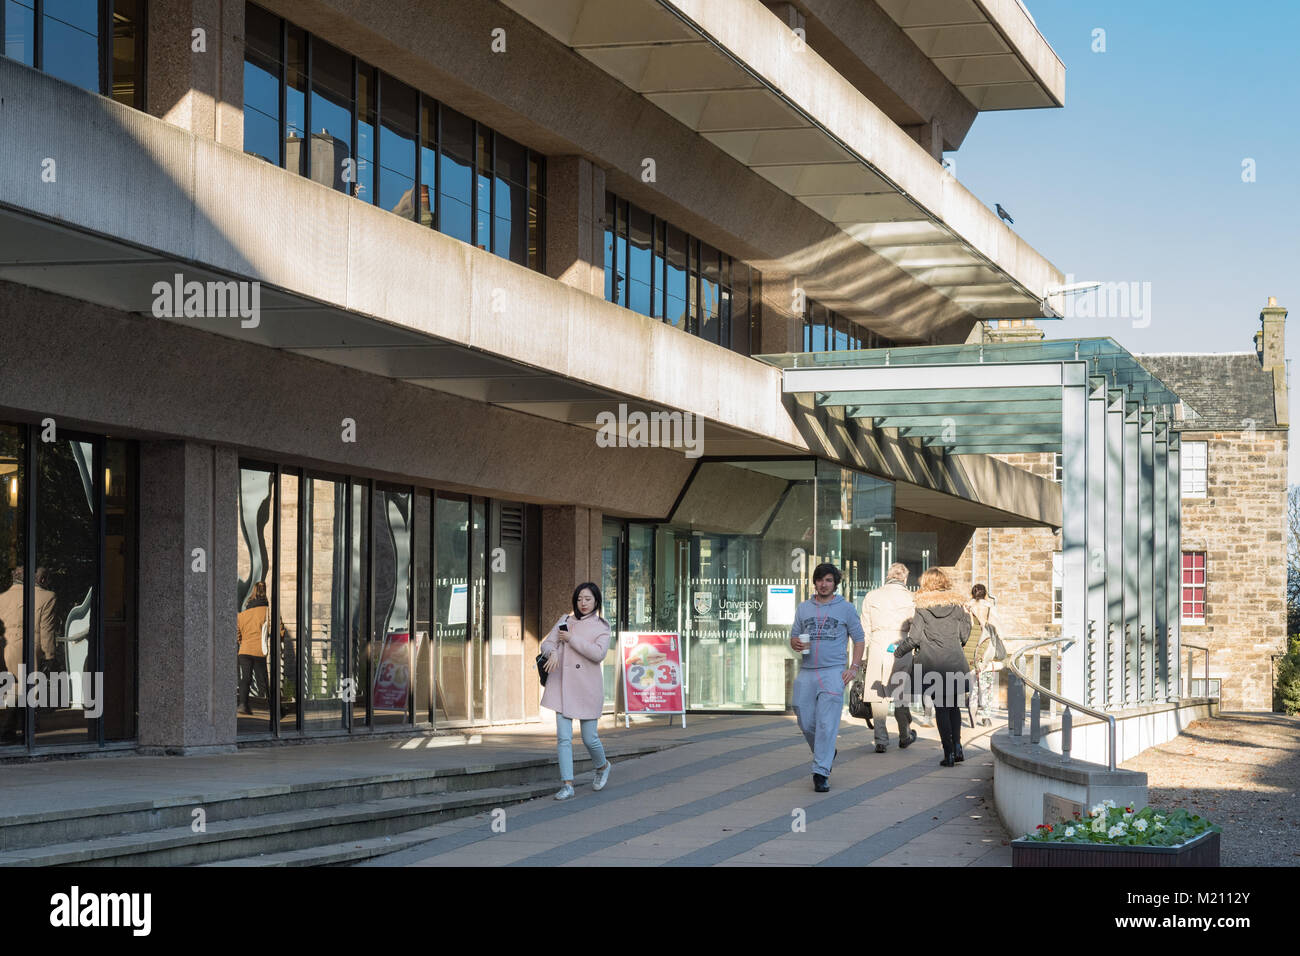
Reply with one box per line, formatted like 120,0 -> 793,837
1051,442 -> 1208,499
237,462 -> 533,734
603,192 -> 760,356
243,3 -> 545,271
1,0 -> 145,108
1050,550 -> 1209,624
800,301 -> 896,353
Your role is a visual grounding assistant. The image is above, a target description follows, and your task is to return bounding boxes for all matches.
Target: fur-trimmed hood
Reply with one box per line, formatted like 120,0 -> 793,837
913,589 -> 966,614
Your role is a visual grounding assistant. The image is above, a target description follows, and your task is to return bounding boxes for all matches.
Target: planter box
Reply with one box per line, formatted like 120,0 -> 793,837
1011,830 -> 1220,867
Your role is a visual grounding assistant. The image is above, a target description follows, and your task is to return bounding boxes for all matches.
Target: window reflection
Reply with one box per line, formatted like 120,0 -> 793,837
4,0 -> 35,65
355,65 -> 376,202
240,5 -> 545,268
0,426 -> 25,746
303,478 -> 346,730
41,0 -> 98,93
350,480 -> 369,726
628,206 -> 653,317
371,487 -> 412,725
434,495 -> 469,722
439,107 -> 474,244
285,25 -> 308,177
236,467 -> 275,735
278,472 -> 299,732
308,38 -> 354,192
379,76 -> 418,216
33,438 -> 97,746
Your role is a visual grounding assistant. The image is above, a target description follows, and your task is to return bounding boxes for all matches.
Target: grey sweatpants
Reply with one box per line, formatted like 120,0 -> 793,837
793,665 -> 845,777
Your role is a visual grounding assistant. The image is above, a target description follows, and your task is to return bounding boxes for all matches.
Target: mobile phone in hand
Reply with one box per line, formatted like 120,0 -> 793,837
559,622 -> 568,632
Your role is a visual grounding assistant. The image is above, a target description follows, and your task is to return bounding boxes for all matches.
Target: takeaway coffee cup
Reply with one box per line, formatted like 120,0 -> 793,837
800,633 -> 811,655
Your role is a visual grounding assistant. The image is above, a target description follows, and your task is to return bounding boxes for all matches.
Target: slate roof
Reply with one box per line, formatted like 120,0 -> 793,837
1135,352 -> 1283,431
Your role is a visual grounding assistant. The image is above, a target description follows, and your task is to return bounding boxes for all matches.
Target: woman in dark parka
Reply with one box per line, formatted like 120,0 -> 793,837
894,567 -> 971,767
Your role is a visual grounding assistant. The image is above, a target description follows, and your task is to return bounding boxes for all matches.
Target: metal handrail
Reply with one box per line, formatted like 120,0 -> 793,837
1181,641 -> 1212,698
1006,634 -> 1119,772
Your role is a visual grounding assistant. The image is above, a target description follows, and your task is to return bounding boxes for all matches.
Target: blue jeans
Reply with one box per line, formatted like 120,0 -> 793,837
556,714 -> 606,782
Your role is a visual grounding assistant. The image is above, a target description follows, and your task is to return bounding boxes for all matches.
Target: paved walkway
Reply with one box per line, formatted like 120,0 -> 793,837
368,714 -> 1010,867
1122,712 -> 1300,866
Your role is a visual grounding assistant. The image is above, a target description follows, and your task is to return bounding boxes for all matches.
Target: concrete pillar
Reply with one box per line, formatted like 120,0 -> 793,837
540,506 -> 603,632
147,0 -> 244,150
759,274 -> 801,354
545,156 -> 607,297
904,117 -> 944,162
137,440 -> 239,753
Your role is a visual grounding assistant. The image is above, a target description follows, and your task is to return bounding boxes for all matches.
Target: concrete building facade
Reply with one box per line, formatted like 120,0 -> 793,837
1,0 -> 1097,755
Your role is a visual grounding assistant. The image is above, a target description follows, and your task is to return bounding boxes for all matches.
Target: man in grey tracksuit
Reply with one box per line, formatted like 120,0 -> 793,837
788,563 -> 864,792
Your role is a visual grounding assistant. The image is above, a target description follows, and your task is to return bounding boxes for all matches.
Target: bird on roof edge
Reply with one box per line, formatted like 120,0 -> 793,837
995,204 -> 1014,225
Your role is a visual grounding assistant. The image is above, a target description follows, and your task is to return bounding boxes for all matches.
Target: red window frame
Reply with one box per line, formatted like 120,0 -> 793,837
1181,552 -> 1206,623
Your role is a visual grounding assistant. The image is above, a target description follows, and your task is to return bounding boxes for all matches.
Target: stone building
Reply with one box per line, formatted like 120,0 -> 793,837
959,301 -> 1289,711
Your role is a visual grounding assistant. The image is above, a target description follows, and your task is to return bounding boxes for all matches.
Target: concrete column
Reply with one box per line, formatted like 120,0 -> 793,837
904,118 -> 945,162
545,156 -> 607,297
540,506 -> 603,633
137,440 -> 239,753
147,0 -> 244,149
759,274 -> 800,355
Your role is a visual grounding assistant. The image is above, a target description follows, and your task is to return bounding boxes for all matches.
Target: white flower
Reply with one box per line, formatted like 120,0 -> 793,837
1107,825 -> 1125,839
1133,819 -> 1148,832
1154,822 -> 1165,831
1155,814 -> 1166,822
1103,799 -> 1117,809
1123,810 -> 1135,820
1089,803 -> 1107,818
1064,827 -> 1076,837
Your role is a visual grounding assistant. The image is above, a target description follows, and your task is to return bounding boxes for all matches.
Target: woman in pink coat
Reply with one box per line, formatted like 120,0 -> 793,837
540,582 -> 612,800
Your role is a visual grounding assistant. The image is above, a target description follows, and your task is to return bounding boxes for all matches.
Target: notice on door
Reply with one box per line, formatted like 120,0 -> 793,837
620,632 -> 684,715
766,585 -> 796,627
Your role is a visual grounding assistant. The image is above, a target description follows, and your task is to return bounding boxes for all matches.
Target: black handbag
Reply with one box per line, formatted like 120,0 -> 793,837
536,652 -> 550,686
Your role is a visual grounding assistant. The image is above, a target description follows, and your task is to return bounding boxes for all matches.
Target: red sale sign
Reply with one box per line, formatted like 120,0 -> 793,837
620,632 -> 684,715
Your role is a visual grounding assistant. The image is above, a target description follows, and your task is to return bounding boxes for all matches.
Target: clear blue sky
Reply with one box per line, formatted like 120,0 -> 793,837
952,0 -> 1300,479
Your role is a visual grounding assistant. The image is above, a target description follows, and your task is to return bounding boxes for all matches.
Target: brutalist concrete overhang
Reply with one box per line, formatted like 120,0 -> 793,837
499,0 -> 1066,320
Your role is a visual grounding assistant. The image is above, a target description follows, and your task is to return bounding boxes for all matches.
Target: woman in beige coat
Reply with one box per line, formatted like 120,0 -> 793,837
540,582 -> 612,800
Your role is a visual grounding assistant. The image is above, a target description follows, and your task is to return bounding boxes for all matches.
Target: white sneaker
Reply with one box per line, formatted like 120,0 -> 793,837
592,761 -> 612,791
553,783 -> 575,800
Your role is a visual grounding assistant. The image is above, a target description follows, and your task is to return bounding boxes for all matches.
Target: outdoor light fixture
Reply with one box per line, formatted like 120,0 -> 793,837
6,477 -> 16,509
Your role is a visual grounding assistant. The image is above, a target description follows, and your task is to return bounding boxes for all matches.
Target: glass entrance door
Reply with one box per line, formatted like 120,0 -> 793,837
489,500 -> 524,724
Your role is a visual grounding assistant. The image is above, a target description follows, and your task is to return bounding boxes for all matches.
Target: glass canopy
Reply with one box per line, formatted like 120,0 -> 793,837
756,337 -> 1180,455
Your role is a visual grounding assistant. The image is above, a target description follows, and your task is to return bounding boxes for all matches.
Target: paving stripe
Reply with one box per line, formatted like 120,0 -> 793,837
371,719 -> 873,865
657,758 -> 943,867
817,784 -> 989,866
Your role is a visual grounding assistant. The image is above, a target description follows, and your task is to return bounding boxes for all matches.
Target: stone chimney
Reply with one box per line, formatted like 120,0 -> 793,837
1259,296 -> 1286,369
1256,297 -> 1288,427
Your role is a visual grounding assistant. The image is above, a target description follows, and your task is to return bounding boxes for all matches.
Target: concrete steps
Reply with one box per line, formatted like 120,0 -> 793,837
0,742 -> 668,866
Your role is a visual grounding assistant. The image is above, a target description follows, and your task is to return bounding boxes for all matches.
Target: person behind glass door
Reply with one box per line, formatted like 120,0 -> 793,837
895,568 -> 971,767
236,581 -> 275,718
788,563 -> 865,792
0,566 -> 57,740
540,582 -> 612,800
